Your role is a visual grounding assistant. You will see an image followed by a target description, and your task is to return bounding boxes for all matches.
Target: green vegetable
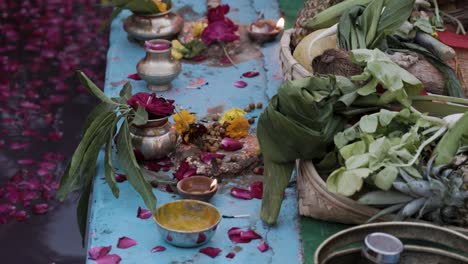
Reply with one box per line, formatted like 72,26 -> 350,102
350,49 -> 423,107
303,0 -> 373,30
433,111 -> 468,165
413,16 -> 434,34
414,32 -> 455,61
337,0 -> 414,50
388,37 -> 465,98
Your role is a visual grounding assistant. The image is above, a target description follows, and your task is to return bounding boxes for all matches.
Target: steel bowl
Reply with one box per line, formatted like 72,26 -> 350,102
153,200 -> 221,247
177,176 -> 218,202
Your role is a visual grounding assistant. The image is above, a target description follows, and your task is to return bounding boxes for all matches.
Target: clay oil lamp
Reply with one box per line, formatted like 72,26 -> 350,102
177,176 -> 218,202
247,17 -> 285,43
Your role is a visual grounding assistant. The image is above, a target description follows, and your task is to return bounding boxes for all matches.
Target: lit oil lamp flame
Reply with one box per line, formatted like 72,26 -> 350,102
276,17 -> 285,29
210,179 -> 218,189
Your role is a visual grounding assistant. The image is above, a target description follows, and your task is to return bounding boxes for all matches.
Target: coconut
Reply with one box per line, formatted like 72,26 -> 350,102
292,29 -> 337,72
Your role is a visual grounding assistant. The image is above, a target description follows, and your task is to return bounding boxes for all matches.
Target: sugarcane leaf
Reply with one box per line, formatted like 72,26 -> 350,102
367,203 -> 406,223
358,190 -> 413,205
132,105 -> 148,126
77,71 -> 119,106
374,165 -> 399,190
359,115 -> 378,133
117,120 -> 157,213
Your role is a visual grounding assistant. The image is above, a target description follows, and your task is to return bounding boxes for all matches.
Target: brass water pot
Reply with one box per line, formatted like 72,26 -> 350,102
123,9 -> 184,41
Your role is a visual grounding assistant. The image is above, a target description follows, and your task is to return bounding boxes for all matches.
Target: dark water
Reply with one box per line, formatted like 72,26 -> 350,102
0,1 -> 110,263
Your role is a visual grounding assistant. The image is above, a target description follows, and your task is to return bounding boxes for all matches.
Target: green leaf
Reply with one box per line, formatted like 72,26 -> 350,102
378,109 -> 398,127
117,120 -> 157,213
77,71 -> 119,106
357,78 -> 378,96
119,82 -> 133,99
434,111 -> 468,165
367,203 -> 405,223
104,117 -> 120,198
358,190 -> 413,205
371,0 -> 415,48
334,132 -> 348,149
58,111 -> 116,201
132,105 -> 148,126
345,153 -> 370,169
339,140 -> 367,160
82,102 -> 114,134
374,165 -> 399,190
99,7 -> 123,32
76,165 -> 94,246
360,0 -> 384,46
413,17 -> 434,34
359,115 -> 378,133
183,40 -> 207,59
327,167 -> 371,196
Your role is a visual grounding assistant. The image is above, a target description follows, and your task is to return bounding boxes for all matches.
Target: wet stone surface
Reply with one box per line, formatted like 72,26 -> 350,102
0,1 -> 110,263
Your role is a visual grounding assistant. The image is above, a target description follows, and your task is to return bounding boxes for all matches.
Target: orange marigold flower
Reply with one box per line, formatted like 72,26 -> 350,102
173,110 -> 196,135
152,0 -> 167,12
226,117 -> 250,139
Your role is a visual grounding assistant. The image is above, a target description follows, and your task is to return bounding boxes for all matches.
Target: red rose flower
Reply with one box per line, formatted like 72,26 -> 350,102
202,20 -> 239,45
127,92 -> 175,119
207,4 -> 230,23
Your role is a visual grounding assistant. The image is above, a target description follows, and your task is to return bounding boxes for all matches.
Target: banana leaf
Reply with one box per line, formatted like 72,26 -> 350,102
258,76 -> 351,225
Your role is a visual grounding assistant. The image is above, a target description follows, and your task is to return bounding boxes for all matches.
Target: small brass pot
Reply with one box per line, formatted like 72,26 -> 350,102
123,9 -> 184,41
129,116 -> 177,160
137,39 -> 182,92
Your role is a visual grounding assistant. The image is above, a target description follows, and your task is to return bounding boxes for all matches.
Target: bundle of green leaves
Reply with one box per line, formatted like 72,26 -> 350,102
57,71 -> 171,240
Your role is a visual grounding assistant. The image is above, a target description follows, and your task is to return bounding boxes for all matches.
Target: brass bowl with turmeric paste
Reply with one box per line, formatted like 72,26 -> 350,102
154,199 -> 221,247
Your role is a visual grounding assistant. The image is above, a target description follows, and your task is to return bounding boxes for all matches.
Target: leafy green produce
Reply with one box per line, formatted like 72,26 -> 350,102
433,112 -> 468,165
337,0 -> 414,50
327,108 -> 445,196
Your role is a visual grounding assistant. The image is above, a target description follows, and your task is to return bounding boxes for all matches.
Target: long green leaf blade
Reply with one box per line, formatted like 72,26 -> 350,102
104,117 -> 120,198
77,71 -> 119,105
117,120 -> 157,213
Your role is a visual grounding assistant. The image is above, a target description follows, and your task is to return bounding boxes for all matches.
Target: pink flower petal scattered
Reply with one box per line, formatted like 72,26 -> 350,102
151,245 -> 166,253
0,204 -> 16,214
200,152 -> 225,164
166,234 -> 173,241
89,246 -> 112,260
127,73 -> 141,80
117,236 -> 137,249
32,203 -> 49,215
165,185 -> 174,193
228,227 -> 262,243
194,55 -> 206,62
225,251 -> 236,258
249,181 -> 263,199
48,131 -> 64,140
257,241 -> 269,252
12,210 -> 29,222
0,217 -> 7,224
221,137 -> 243,151
115,174 -> 127,183
242,71 -> 259,78
230,187 -> 252,200
17,159 -> 36,165
240,230 -> 262,240
96,254 -> 121,264
136,207 -> 152,219
199,247 -> 222,258
234,80 -> 247,88
173,161 -> 196,181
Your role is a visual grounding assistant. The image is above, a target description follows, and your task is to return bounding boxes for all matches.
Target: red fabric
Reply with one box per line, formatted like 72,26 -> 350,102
437,31 -> 468,49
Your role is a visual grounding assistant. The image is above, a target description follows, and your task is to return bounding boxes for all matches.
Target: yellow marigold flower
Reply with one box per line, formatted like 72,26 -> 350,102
226,117 -> 250,139
173,110 -> 196,135
220,108 -> 246,124
432,31 -> 439,39
152,0 -> 167,12
192,22 -> 208,38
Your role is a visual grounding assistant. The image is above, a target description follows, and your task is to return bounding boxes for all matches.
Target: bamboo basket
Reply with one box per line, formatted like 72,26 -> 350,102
279,29 -> 312,81
296,160 -> 468,235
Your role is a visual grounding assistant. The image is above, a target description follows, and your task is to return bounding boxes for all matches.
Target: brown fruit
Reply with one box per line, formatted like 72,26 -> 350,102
256,102 -> 263,109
